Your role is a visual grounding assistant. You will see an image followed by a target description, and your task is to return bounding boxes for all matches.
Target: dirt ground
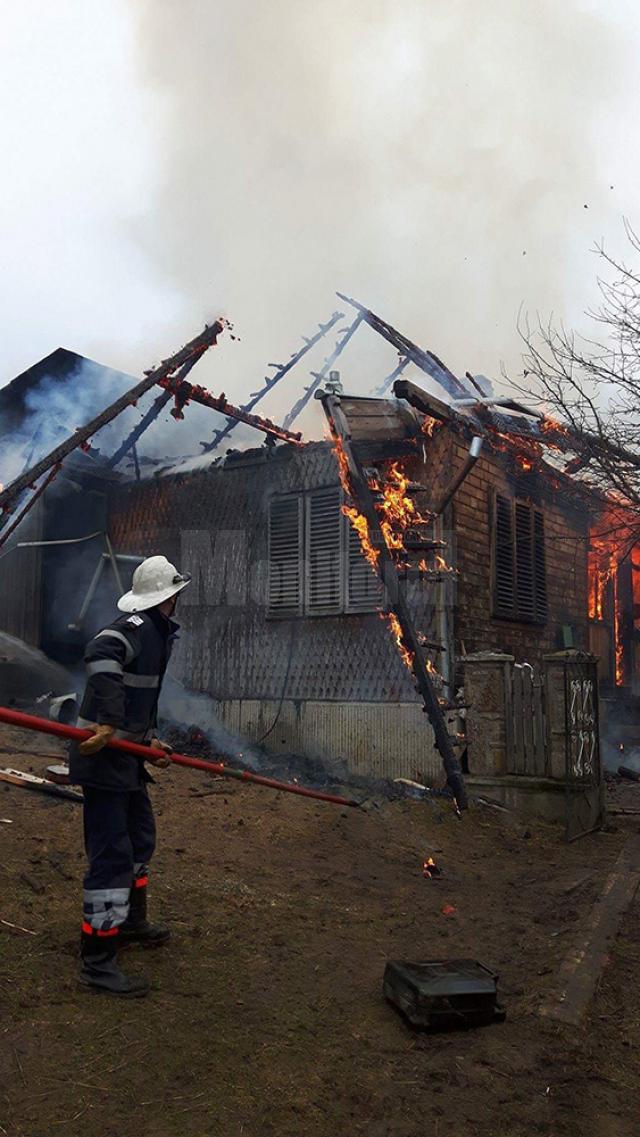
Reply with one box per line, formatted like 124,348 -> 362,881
1,723 -> 640,1137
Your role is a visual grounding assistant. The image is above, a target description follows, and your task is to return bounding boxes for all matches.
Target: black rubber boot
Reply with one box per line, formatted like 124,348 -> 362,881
80,927 -> 150,997
119,881 -> 170,948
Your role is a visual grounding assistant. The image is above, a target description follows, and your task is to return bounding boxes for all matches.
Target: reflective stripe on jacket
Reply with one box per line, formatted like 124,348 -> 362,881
68,608 -> 178,791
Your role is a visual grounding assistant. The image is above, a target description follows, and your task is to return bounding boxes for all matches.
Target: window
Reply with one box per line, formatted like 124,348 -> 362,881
492,492 -> 547,623
268,486 -> 382,617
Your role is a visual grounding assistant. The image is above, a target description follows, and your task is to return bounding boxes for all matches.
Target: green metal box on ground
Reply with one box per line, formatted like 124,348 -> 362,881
383,959 -> 506,1031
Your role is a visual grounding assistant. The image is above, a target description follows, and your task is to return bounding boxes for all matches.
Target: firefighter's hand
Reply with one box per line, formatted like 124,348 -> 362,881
78,724 -> 116,755
148,737 -> 172,769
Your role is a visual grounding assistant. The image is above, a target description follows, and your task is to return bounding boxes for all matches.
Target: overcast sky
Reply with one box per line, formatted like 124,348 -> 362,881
1,0 -> 639,447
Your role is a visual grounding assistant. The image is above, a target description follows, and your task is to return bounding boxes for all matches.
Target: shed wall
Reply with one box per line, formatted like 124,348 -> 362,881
0,500 -> 44,646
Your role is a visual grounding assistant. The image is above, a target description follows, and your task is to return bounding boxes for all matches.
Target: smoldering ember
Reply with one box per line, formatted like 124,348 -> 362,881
3,295 -> 640,1137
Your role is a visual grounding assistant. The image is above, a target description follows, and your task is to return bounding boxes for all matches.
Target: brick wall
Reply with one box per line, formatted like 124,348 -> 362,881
428,431 -> 589,667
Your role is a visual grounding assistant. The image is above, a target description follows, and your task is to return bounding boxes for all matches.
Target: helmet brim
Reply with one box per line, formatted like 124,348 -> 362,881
117,577 -> 191,614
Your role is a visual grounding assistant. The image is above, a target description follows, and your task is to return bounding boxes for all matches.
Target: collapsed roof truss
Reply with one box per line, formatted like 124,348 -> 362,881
4,286 -> 607,544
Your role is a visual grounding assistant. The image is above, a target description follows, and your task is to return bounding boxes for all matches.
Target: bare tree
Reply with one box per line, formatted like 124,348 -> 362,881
518,222 -> 640,521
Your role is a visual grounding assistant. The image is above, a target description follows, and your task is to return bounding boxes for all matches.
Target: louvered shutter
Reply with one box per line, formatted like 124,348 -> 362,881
345,514 -> 383,613
305,487 -> 342,615
493,494 -> 548,624
494,494 -> 515,617
515,501 -> 536,621
268,495 -> 303,616
533,510 -> 547,623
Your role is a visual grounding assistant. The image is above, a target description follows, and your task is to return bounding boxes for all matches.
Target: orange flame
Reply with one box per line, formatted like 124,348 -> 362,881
588,548 -> 614,622
422,856 -> 441,879
386,612 -> 414,670
589,503 -> 639,686
342,503 -> 379,567
333,437 -> 446,678
487,428 -> 544,470
421,415 -> 439,438
614,571 -> 624,686
540,414 -> 571,443
335,441 -> 435,566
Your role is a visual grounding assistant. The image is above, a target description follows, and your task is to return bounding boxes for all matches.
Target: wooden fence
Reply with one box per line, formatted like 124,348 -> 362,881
506,662 -> 549,777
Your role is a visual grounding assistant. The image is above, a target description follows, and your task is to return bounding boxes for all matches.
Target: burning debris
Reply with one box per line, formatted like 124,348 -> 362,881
157,373 -> 303,445
321,387 -> 468,810
335,440 -> 451,685
422,856 -> 442,879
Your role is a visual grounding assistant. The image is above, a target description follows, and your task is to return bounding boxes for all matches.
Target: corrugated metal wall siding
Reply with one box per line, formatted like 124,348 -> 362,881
213,698 -> 440,782
0,499 -> 44,645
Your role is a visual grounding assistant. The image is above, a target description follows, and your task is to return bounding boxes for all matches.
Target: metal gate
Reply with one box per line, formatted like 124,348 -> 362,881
564,656 -> 605,842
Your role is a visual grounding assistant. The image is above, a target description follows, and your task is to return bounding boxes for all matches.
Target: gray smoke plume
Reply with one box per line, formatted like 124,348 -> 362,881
159,676 -> 263,769
126,0 -> 634,442
1,2 -> 637,467
0,359 -> 139,485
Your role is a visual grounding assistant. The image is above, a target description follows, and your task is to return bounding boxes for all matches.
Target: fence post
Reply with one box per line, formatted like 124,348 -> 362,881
462,652 -> 515,775
543,650 -> 597,780
543,649 -> 604,839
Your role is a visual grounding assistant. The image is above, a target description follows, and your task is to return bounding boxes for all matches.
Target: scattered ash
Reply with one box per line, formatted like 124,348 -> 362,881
160,721 -> 455,808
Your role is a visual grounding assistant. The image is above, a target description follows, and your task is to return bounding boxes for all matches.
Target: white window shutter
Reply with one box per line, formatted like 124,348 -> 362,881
305,487 -> 343,615
268,494 -> 303,616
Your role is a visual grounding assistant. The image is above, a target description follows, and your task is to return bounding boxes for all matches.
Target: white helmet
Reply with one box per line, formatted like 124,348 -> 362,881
117,555 -> 192,613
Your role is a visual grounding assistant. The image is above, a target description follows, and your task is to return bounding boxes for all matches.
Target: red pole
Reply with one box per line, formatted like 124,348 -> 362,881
0,706 -> 360,809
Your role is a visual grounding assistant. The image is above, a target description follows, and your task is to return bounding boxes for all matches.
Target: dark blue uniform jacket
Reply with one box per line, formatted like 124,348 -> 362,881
68,608 -> 178,791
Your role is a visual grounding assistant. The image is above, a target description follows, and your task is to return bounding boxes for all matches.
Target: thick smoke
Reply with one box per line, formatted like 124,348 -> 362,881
159,676 -> 263,769
1,2 -> 637,470
126,0 -> 635,441
0,360 -> 139,485
0,347 -> 264,487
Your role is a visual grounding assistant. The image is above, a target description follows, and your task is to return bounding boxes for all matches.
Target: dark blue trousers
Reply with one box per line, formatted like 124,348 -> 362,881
82,786 -> 156,932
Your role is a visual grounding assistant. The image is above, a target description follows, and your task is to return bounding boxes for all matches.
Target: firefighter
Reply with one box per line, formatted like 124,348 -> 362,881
68,554 -> 191,997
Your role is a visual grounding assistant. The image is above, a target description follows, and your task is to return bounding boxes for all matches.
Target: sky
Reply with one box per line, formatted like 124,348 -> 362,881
1,0 -> 639,457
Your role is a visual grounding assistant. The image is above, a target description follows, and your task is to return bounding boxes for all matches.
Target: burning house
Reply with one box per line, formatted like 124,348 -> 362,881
1,301 -> 637,829
102,379 -> 594,802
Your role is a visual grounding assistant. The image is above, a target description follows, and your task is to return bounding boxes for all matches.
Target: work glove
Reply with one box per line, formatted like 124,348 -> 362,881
78,724 -> 116,755
148,737 -> 173,769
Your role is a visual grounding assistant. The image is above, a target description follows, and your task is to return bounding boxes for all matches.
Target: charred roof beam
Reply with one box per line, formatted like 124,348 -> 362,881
200,310 -> 344,454
336,292 -> 472,402
371,355 -> 411,397
106,351 -> 206,470
282,313 -> 364,431
0,321 -> 226,518
156,375 -> 303,445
